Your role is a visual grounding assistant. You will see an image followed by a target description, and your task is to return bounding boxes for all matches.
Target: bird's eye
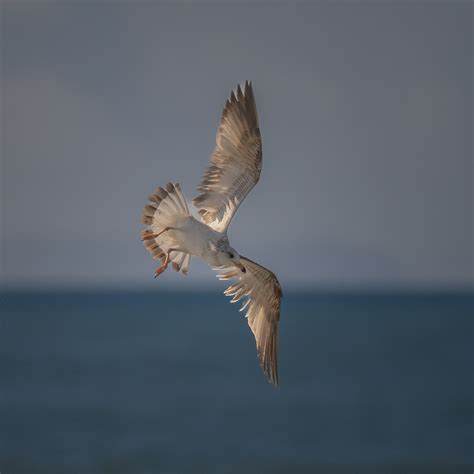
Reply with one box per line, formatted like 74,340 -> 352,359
228,252 -> 234,259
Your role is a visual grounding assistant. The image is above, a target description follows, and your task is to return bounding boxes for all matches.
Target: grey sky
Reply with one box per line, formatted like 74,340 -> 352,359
1,1 -> 472,289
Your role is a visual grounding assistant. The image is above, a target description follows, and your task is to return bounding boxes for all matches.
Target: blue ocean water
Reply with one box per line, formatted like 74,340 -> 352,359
0,290 -> 472,474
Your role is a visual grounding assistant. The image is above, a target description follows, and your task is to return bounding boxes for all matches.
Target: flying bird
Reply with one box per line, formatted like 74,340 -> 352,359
141,81 -> 282,386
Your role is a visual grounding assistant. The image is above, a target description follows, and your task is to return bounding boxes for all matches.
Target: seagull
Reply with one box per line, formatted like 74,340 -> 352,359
141,81 -> 282,386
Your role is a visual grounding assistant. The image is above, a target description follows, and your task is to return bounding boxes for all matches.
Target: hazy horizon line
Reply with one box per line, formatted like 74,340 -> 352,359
1,280 -> 472,295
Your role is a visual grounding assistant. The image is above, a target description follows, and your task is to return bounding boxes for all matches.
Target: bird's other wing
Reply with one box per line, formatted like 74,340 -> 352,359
193,81 -> 262,233
216,256 -> 282,386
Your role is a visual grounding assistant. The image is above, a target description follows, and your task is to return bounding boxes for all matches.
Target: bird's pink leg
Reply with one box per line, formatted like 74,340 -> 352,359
142,226 -> 173,241
154,248 -> 177,278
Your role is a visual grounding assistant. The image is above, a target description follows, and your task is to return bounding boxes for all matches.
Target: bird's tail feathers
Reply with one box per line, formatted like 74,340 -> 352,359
142,182 -> 190,228
141,182 -> 191,275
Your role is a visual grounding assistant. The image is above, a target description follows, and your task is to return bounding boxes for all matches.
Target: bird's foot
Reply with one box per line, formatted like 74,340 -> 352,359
143,233 -> 159,241
153,248 -> 177,278
142,226 -> 172,241
154,264 -> 168,278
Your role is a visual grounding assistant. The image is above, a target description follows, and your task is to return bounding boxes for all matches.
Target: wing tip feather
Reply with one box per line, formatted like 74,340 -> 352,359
218,256 -> 281,388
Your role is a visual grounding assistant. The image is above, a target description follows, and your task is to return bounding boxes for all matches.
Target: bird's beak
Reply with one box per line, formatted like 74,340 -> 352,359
238,263 -> 246,273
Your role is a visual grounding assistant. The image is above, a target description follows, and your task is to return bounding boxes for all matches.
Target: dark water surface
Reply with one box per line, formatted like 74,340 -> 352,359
0,290 -> 472,473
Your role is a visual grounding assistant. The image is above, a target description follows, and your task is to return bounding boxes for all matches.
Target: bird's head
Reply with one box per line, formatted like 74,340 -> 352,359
221,245 -> 246,273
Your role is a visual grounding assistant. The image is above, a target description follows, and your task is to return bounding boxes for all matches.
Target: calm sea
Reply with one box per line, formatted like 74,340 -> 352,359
0,290 -> 472,474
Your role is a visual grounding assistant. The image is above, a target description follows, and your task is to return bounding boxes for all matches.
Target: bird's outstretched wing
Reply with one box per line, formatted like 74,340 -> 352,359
216,256 -> 282,386
193,81 -> 262,232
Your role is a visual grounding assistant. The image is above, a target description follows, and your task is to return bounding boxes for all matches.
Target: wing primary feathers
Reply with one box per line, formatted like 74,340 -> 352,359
216,257 -> 282,386
193,81 -> 262,232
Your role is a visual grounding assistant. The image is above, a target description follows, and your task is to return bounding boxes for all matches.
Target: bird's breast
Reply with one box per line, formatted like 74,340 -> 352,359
176,216 -> 223,262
